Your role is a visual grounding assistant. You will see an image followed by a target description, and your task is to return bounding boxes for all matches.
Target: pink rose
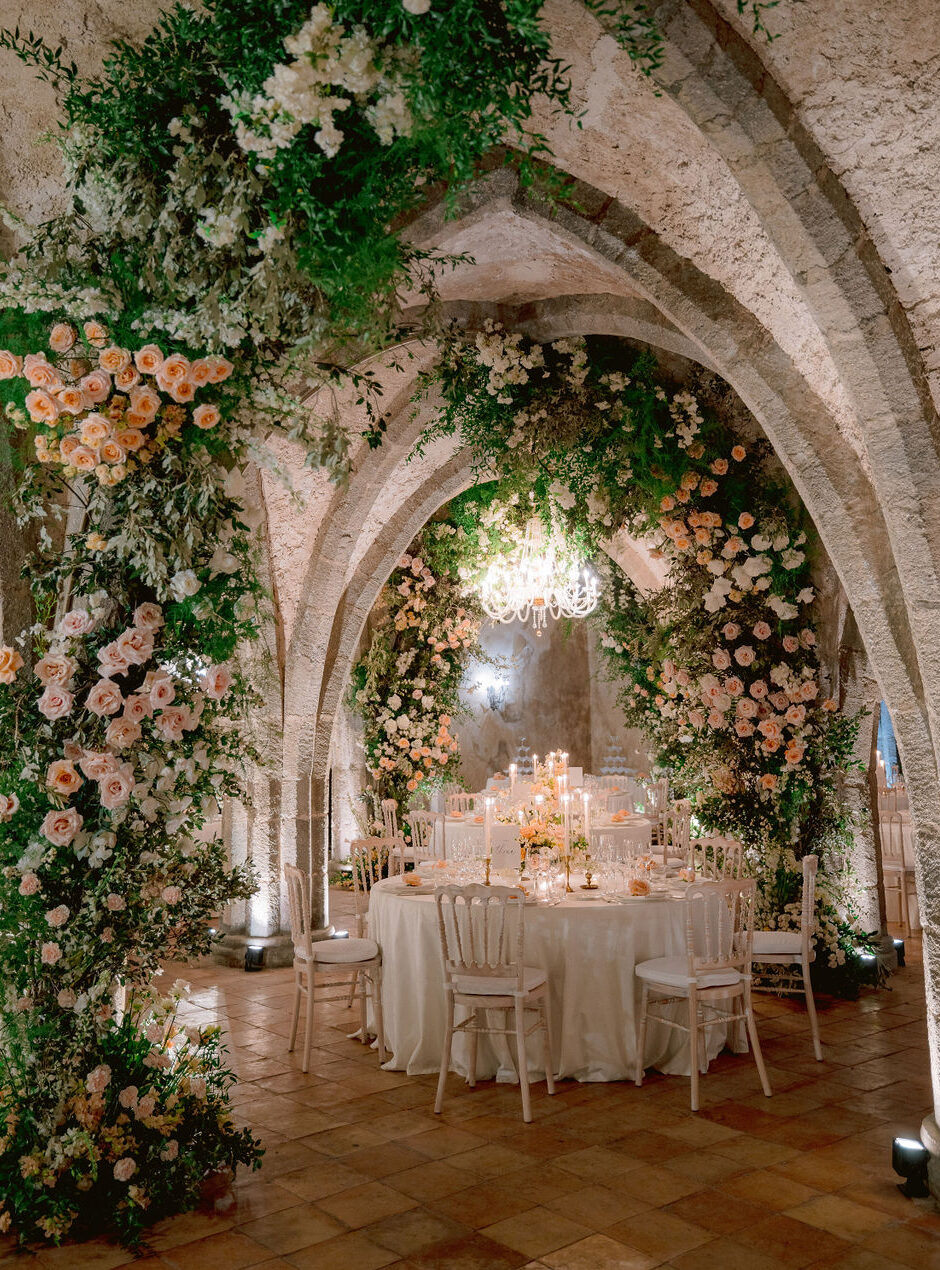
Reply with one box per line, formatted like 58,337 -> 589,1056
133,602 -> 164,632
149,676 -> 175,709
106,893 -> 126,911
712,650 -> 731,671
118,1086 -> 138,1109
113,1158 -> 137,1183
86,679 -> 124,717
724,677 -> 744,696
799,628 -> 817,648
749,680 -> 768,699
99,766 -> 135,810
201,664 -> 232,700
79,369 -> 111,404
771,692 -> 790,711
122,694 -> 153,724
18,872 -> 40,896
0,792 -> 20,822
206,355 -> 233,383
734,719 -> 754,737
115,627 -> 153,666
41,807 -> 82,846
41,942 -> 62,965
734,646 -> 755,667
782,636 -> 799,653
79,750 -> 118,781
85,1064 -> 111,1093
105,717 -> 141,750
59,609 -> 92,639
46,759 -> 83,797
161,885 -> 182,905
752,621 -> 772,640
34,653 -> 77,688
721,623 -> 740,640
97,641 -> 130,677
154,707 -> 187,741
758,719 -> 782,741
737,698 -> 758,718
800,681 -> 819,701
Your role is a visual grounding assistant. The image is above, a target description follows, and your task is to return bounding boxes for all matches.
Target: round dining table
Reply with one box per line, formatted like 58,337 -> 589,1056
367,876 -> 732,1084
444,814 -> 655,865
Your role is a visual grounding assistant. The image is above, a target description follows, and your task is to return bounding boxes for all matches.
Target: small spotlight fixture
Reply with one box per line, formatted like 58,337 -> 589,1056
892,1136 -> 931,1197
331,929 -> 350,940
894,938 -> 906,968
244,943 -> 265,972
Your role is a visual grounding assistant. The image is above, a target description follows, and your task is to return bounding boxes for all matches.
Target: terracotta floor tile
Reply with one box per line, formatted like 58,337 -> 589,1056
668,1234 -> 793,1270
855,1223 -> 940,1268
284,1231 -> 399,1269
783,1193 -> 896,1242
34,1244 -> 135,1270
607,1209 -> 713,1261
314,1180 -> 419,1230
159,1231 -> 274,1270
238,1206 -> 346,1255
481,1206 -> 594,1258
540,1232 -> 659,1269
426,1183 -> 539,1230
664,1187 -> 769,1235
273,1158 -> 372,1202
403,1232 -> 529,1268
733,1213 -> 853,1267
719,1167 -> 821,1211
552,1184 -> 652,1230
392,1158 -> 479,1201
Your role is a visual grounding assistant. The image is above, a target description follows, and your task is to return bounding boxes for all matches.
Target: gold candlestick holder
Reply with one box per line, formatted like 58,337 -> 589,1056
484,856 -> 491,887
564,855 -> 574,893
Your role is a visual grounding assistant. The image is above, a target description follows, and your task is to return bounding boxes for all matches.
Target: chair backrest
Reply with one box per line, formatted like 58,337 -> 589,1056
407,810 -> 444,860
696,836 -> 745,879
644,776 -> 670,814
284,862 -> 313,958
684,877 -> 756,979
662,800 -> 692,866
446,792 -> 475,816
434,884 -> 525,993
380,798 -> 399,840
349,836 -> 403,928
880,812 -> 906,866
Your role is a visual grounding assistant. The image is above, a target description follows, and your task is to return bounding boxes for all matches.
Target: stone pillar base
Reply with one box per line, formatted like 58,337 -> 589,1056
874,931 -> 899,974
920,1113 -> 940,1202
212,924 -> 336,969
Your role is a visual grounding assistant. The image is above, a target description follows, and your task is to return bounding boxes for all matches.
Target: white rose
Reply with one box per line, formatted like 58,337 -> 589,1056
169,570 -> 200,602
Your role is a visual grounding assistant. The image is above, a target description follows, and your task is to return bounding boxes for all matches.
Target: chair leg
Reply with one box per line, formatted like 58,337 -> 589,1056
302,963 -> 315,1075
357,967 -> 370,1045
288,964 -> 301,1053
434,991 -> 455,1114
688,989 -> 700,1113
801,955 -> 823,1061
514,997 -> 532,1123
372,964 -> 387,1065
634,982 -> 650,1087
467,1011 -> 478,1088
744,982 -> 772,1098
345,969 -> 358,1011
540,991 -> 555,1095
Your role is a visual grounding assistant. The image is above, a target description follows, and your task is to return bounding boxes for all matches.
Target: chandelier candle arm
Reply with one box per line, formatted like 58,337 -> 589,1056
477,517 -> 600,634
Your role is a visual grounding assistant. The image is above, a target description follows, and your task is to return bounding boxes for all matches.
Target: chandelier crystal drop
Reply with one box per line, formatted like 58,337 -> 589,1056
477,517 -> 600,635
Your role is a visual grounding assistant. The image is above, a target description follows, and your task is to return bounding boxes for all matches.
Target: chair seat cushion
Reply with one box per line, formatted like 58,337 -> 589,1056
753,929 -> 803,955
636,955 -> 741,990
304,937 -> 379,964
453,966 -> 546,997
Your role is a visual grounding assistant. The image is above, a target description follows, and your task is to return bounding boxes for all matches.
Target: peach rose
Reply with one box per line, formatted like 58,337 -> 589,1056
41,807 -> 82,846
49,323 -> 77,353
785,704 -> 807,725
731,445 -> 746,461
41,941 -> 62,965
161,885 -> 182,904
38,686 -> 74,719
749,680 -> 768,699
725,676 -> 744,696
78,750 -> 117,781
191,403 -> 220,430
757,719 -> 782,741
34,653 -> 77,688
98,346 -> 131,374
113,1158 -> 137,1183
24,389 -> 60,424
80,413 -> 111,446
99,766 -> 135,809
59,435 -> 81,460
70,446 -> 98,473
79,369 -> 111,404
56,385 -> 89,415
800,681 -> 818,701
134,344 -> 164,374
784,744 -> 805,765
0,792 -> 20,822
99,440 -> 126,465
206,354 -> 234,383
116,627 -> 153,665
0,349 -> 22,379
660,495 -> 675,512
149,676 -> 175,708
201,664 -> 232,699
96,641 -> 130,678
122,694 -> 152,723
734,719 -> 755,736
759,773 -> 778,791
114,365 -> 140,391
86,679 -> 123,717
782,635 -> 799,653
736,698 -> 758,718
114,427 -> 145,452
105,717 -> 141,750
169,379 -> 195,404
738,512 -> 755,530
133,603 -> 163,631
752,621 -> 772,640
129,385 -> 160,420
700,478 -> 718,497
106,893 -> 125,911
154,707 -> 187,740
0,646 -> 24,683
23,353 -> 62,390
711,458 -> 729,475
189,358 -> 212,385
734,646 -> 755,666
83,320 -> 108,347
712,650 -> 731,671
18,870 -> 39,895
155,353 -> 190,388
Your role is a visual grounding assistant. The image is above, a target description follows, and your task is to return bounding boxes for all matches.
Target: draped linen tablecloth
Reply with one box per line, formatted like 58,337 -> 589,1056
368,880 -> 729,1083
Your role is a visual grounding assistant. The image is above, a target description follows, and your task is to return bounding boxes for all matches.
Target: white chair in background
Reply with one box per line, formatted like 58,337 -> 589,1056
446,792 -> 476,816
407,810 -> 445,862
284,862 -> 386,1074
695,836 -> 745,880
634,877 -> 771,1111
644,776 -> 670,816
661,800 -> 692,867
751,853 -> 823,1061
434,883 -> 555,1123
381,797 -> 400,841
345,836 -> 403,1009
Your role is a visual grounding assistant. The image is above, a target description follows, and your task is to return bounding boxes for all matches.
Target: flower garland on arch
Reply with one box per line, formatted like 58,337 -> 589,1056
0,319 -> 264,1245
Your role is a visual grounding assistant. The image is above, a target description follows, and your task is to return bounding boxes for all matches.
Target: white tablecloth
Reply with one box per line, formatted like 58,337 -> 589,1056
368,879 -> 729,1083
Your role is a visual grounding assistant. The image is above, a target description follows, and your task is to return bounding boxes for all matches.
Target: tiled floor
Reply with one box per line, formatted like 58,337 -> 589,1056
4,896 -> 937,1269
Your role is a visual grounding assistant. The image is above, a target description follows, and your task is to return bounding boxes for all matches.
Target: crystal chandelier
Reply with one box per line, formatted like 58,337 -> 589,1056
477,517 -> 600,635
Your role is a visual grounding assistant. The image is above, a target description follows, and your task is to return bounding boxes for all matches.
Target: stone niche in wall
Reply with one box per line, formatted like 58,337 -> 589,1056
454,617 -> 648,789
